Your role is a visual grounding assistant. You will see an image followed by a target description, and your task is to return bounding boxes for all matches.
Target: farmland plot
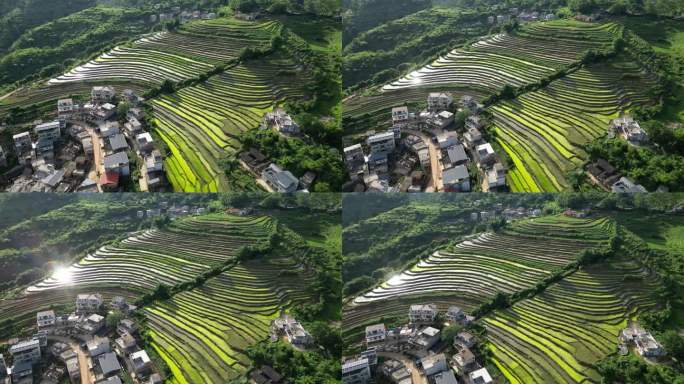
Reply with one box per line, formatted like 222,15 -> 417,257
343,216 -> 613,341
0,214 -> 275,327
484,259 -> 659,384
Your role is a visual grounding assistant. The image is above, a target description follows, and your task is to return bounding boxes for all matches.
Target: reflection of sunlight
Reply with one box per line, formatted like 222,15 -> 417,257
387,275 -> 403,286
410,71 -> 423,85
52,266 -> 73,284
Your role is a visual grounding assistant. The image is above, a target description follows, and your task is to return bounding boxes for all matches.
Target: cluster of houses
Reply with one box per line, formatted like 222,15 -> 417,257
249,365 -> 288,384
0,294 -> 161,384
586,158 -> 647,193
608,115 -> 648,145
136,200 -> 206,220
3,86 -> 164,192
149,6 -> 217,23
342,304 -> 493,384
261,109 -> 300,135
239,147 -> 316,193
618,322 -> 665,359
270,314 -> 313,347
343,92 -> 507,193
487,8 -> 556,25
471,205 -> 542,223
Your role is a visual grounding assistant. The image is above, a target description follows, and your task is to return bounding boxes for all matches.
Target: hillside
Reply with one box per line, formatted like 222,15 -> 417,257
0,194 -> 342,383
342,1 -> 684,193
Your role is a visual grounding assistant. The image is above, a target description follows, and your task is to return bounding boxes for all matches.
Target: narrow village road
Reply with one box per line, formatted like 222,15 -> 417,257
71,341 -> 93,384
377,351 -> 428,384
405,129 -> 443,192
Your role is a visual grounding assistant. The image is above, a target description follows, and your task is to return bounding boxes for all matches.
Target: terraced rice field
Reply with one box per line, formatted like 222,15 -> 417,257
343,216 -> 614,342
145,257 -> 315,384
484,259 -> 659,384
151,55 -> 311,192
49,18 -> 280,86
0,214 -> 275,327
494,58 -> 660,192
342,20 -> 619,125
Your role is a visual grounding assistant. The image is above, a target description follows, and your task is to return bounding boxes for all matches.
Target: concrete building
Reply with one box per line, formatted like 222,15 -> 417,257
87,337 -> 111,357
13,131 -> 32,156
421,353 -> 447,376
436,131 -> 458,150
476,143 -> 496,166
484,163 -> 506,191
57,98 -> 75,117
409,304 -> 438,323
469,367 -> 493,384
130,350 -> 152,374
344,144 -> 364,164
261,163 -> 298,192
10,339 -> 41,364
365,324 -> 386,344
342,357 -> 371,384
263,109 -> 299,134
434,370 -> 458,384
92,86 -> 116,103
443,165 -> 470,192
76,293 -> 103,313
135,132 -> 155,154
367,131 -> 396,153
97,352 -> 122,377
446,306 -> 466,324
427,92 -> 454,112
611,177 -> 647,193
391,106 -> 409,126
36,310 -> 56,328
104,152 -> 131,177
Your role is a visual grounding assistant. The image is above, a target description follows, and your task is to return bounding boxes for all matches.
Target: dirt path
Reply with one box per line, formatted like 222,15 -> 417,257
71,341 -> 92,384
405,129 -> 442,192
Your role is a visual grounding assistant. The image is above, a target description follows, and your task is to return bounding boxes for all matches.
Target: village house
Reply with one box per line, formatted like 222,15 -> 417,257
115,332 -> 137,354
250,365 -> 285,384
80,313 -> 106,334
36,310 -> 56,328
87,337 -> 111,357
93,103 -> 117,123
610,115 -> 648,143
421,353 -> 447,376
586,158 -> 621,191
427,111 -> 455,129
452,347 -> 477,374
611,176 -> 647,193
135,132 -> 155,154
437,131 -> 459,150
455,331 -> 477,349
476,143 -> 496,166
620,323 -> 665,357
446,306 -> 467,325
35,121 -> 61,144
10,339 -> 42,364
469,367 -> 493,384
409,304 -> 438,323
444,144 -> 468,167
124,116 -> 143,138
380,359 -> 411,383
344,144 -> 365,164
122,89 -> 143,106
263,109 -> 299,134
484,163 -> 506,191
10,361 -> 32,384
97,352 -> 122,378
413,326 -> 441,349
66,357 -> 80,382
117,319 -> 138,335
76,293 -> 103,313
261,163 -> 299,193
57,98 -> 75,117
365,324 -> 386,344
463,125 -> 482,147
92,86 -> 116,103
434,370 -> 459,384
284,320 -> 312,346
443,165 -> 470,192
342,357 -> 371,384
13,131 -> 33,157
104,152 -> 131,177
239,147 -> 270,174
367,131 -> 396,153
460,95 -> 479,111
427,92 -> 454,112
100,121 -> 120,138
107,134 -> 128,154
391,106 -> 410,126
130,350 -> 152,374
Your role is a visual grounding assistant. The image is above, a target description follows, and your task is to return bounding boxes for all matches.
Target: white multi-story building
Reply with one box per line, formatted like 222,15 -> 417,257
13,131 -> 32,156
391,106 -> 409,126
367,131 -> 396,153
92,86 -> 116,103
10,339 -> 41,364
409,304 -> 438,323
342,357 -> 371,384
36,310 -> 56,328
344,144 -> 364,164
365,324 -> 386,344
76,293 -> 103,313
427,92 -> 454,112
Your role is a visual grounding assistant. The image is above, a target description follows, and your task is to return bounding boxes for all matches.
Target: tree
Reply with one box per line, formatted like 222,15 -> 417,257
106,310 -> 124,329
117,102 -> 130,122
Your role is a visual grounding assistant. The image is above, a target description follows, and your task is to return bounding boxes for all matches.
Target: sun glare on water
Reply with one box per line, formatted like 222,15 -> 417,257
52,266 -> 73,284
387,275 -> 403,286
